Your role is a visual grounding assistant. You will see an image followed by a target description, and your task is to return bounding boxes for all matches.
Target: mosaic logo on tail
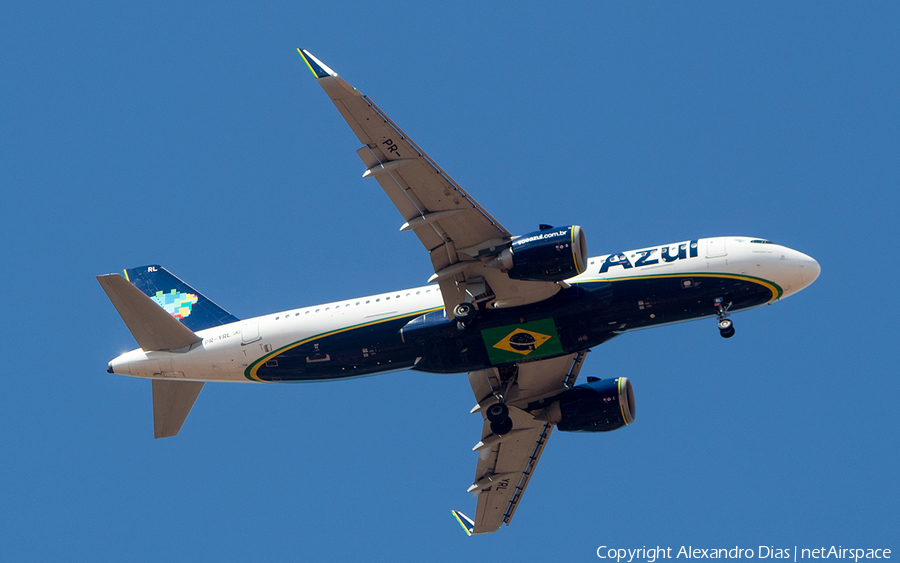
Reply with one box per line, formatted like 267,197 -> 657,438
153,289 -> 199,320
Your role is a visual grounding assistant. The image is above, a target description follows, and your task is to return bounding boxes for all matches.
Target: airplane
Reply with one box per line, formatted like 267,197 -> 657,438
98,49 -> 821,535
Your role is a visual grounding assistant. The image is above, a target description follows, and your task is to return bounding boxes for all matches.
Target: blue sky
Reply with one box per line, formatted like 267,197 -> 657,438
1,2 -> 897,561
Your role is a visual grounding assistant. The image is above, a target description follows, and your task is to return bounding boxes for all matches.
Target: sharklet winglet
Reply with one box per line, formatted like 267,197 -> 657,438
451,510 -> 474,536
297,49 -> 336,79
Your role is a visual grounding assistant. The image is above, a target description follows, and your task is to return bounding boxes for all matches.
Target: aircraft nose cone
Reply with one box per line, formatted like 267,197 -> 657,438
797,252 -> 821,287
108,362 -> 114,374
766,245 -> 820,299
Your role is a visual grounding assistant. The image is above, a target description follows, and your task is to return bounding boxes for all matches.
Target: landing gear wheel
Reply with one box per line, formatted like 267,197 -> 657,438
454,302 -> 477,332
486,402 -> 512,435
490,417 -> 513,436
718,318 -> 735,339
453,302 -> 477,322
713,298 -> 735,338
485,402 -> 509,423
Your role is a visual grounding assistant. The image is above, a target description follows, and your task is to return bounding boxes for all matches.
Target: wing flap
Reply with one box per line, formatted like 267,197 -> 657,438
516,352 -> 587,402
467,351 -> 588,408
497,423 -> 553,525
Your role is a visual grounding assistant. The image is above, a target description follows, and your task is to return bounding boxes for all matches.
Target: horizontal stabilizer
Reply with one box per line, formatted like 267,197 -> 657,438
451,510 -> 474,536
97,274 -> 202,351
152,380 -> 204,438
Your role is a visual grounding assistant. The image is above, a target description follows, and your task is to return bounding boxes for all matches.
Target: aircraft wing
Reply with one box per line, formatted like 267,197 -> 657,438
459,351 -> 588,534
298,49 -> 562,315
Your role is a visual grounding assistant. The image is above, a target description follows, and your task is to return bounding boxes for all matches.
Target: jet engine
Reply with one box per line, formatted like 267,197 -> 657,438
488,225 -> 588,282
542,377 -> 635,432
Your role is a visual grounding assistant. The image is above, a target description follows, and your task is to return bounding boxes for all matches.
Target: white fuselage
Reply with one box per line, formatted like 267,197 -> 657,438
108,237 -> 819,383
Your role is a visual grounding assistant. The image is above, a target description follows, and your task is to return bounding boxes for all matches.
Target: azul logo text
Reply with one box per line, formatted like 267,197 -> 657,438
599,240 -> 699,274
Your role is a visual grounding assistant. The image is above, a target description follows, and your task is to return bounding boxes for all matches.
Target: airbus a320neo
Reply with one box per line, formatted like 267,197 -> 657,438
99,50 -> 820,535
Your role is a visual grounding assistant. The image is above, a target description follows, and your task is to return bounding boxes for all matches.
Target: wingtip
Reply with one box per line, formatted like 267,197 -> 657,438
296,48 -> 336,79
450,510 -> 474,536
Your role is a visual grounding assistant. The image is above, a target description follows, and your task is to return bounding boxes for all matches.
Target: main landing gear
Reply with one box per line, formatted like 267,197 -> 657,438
484,364 -> 517,435
454,302 -> 478,331
714,297 -> 735,338
486,402 -> 513,435
717,318 -> 735,338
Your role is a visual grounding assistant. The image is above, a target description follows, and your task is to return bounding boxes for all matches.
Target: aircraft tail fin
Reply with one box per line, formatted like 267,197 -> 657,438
153,380 -> 204,438
99,265 -> 226,439
123,265 -> 239,332
97,274 -> 202,352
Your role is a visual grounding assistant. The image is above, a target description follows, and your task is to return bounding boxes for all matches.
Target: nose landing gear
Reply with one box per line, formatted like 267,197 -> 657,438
714,298 -> 735,338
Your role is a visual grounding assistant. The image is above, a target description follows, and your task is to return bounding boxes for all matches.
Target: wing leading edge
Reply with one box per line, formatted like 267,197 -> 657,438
297,49 -> 562,316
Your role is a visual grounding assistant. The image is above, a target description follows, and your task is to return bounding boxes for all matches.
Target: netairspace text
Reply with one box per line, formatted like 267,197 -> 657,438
596,547 -> 892,563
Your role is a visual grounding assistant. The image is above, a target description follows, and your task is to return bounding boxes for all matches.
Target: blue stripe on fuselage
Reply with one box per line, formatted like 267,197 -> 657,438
249,273 -> 777,381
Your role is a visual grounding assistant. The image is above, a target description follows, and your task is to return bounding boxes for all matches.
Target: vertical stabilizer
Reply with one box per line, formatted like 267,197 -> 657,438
124,265 -> 239,332
97,274 -> 202,352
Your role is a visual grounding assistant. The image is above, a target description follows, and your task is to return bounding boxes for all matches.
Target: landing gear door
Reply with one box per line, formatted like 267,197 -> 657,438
241,319 -> 261,344
706,237 -> 727,258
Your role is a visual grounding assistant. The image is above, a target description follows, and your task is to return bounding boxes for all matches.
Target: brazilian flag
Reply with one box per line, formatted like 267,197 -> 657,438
480,318 -> 564,365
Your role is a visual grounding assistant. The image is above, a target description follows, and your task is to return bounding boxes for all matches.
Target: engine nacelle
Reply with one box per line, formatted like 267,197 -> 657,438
489,225 -> 588,282
545,377 -> 635,432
